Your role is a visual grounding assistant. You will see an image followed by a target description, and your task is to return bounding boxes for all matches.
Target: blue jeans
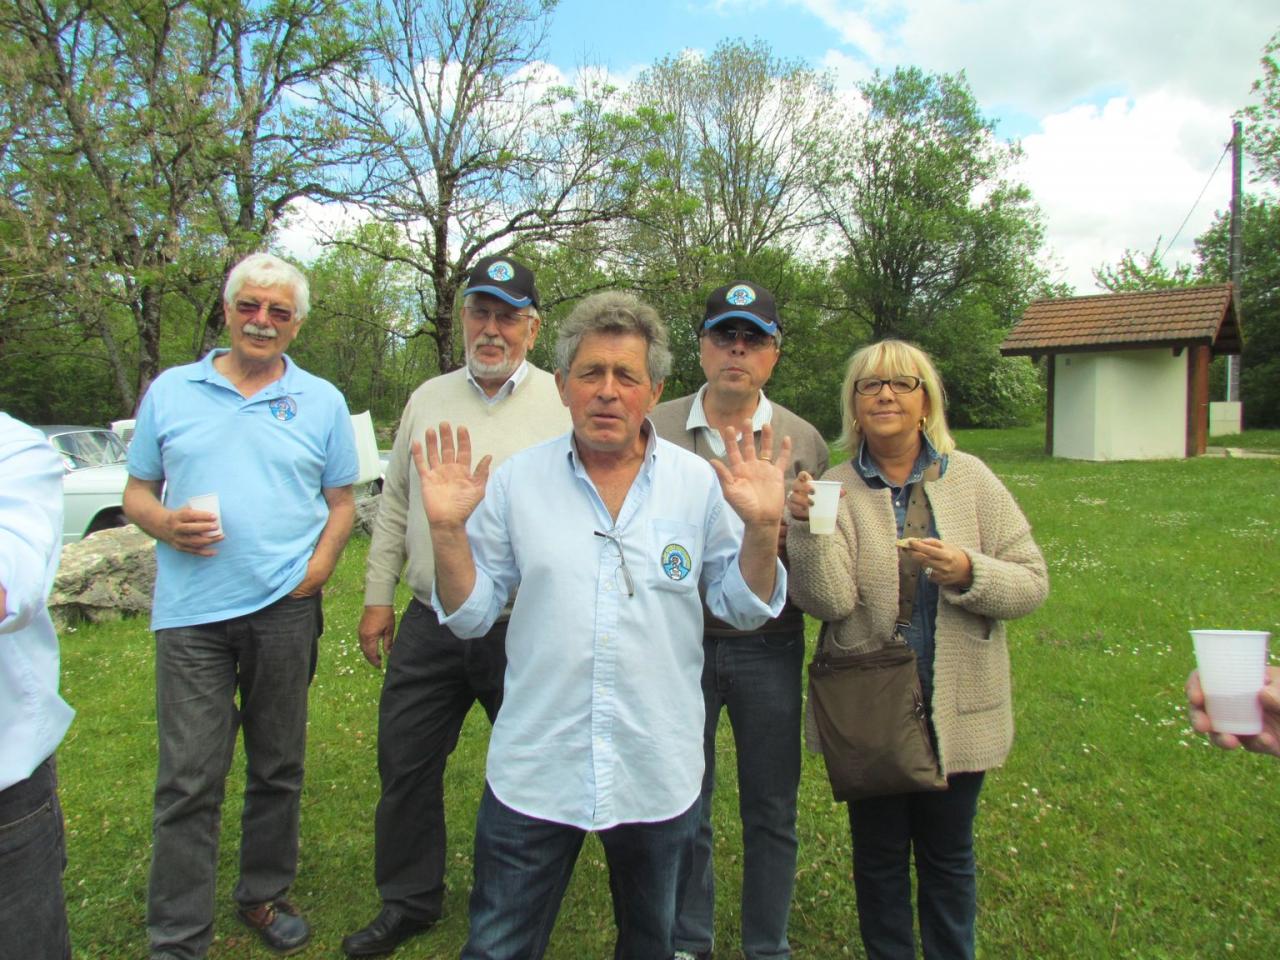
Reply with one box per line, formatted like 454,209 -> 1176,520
148,594 -> 321,960
674,628 -> 803,959
461,784 -> 699,960
373,600 -> 506,920
0,757 -> 69,960
847,772 -> 986,960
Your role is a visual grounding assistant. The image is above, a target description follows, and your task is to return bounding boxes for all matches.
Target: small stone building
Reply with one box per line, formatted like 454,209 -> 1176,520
1001,284 -> 1241,460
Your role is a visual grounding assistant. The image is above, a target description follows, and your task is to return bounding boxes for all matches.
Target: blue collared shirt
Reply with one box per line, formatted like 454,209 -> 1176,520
128,350 -> 359,630
0,414 -> 74,790
854,437 -> 948,702
437,425 -> 786,830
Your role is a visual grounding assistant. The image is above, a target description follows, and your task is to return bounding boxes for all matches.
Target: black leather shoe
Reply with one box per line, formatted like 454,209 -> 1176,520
341,906 -> 434,957
236,898 -> 311,955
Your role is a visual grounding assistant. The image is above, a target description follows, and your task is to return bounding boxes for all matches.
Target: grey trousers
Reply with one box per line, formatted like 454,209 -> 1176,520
147,593 -> 321,960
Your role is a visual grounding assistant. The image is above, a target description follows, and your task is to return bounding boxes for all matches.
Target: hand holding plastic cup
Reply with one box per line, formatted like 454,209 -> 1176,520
808,480 -> 843,535
187,493 -> 222,538
1190,629 -> 1271,735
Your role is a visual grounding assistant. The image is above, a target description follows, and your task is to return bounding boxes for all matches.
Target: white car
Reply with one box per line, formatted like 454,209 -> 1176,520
38,426 -> 132,544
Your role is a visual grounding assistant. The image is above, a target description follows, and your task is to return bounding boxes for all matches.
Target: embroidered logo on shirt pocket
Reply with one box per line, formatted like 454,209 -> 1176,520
650,520 -> 700,592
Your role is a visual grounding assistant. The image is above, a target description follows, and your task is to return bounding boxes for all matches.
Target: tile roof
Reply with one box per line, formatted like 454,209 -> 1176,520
1001,283 -> 1241,356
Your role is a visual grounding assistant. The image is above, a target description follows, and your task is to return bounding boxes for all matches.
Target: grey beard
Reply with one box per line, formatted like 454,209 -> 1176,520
466,340 -> 514,380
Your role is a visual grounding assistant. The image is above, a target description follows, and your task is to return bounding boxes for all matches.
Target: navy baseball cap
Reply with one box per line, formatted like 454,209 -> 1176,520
702,282 -> 780,336
464,255 -> 539,308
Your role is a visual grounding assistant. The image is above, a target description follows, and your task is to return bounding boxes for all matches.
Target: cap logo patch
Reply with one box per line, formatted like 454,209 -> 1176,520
487,260 -> 515,282
661,543 -> 692,581
726,284 -> 756,306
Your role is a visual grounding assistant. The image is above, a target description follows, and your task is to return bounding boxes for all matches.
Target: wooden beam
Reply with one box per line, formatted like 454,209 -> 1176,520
1045,355 -> 1056,456
1186,345 -> 1210,456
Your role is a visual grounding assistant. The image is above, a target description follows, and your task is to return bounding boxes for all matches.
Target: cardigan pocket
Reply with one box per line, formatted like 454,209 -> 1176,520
954,631 -> 1011,715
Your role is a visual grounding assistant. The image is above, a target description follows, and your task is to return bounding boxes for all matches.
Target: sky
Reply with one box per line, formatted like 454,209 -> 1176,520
539,0 -> 1277,293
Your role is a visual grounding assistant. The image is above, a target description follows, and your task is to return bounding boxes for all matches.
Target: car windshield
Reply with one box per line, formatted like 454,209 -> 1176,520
51,429 -> 129,470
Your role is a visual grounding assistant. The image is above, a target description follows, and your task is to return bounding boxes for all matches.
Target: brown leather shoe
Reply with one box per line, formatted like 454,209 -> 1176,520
236,898 -> 311,954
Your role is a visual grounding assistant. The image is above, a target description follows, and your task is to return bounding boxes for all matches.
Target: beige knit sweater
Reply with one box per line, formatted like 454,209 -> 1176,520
364,365 -> 570,607
787,451 -> 1048,774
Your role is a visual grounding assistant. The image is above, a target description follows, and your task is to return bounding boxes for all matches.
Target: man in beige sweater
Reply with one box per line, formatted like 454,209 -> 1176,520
650,282 -> 828,960
342,256 -> 570,957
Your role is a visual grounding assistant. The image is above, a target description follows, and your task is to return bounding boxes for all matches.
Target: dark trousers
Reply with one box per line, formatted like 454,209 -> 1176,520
675,629 -> 803,959
461,785 -> 700,960
847,772 -> 985,960
148,594 -> 321,960
0,757 -> 69,960
372,599 -> 506,921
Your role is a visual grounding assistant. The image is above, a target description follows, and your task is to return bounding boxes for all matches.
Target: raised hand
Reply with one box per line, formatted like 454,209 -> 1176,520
711,421 -> 791,527
411,422 -> 492,529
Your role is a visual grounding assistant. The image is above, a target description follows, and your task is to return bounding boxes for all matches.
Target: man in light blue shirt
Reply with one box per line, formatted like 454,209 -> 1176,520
125,253 -> 359,960
0,412 -> 74,960
415,292 -> 792,960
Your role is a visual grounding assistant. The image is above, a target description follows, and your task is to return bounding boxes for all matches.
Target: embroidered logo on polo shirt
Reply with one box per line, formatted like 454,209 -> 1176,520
661,543 -> 692,581
269,397 -> 298,421
487,260 -> 515,282
725,284 -> 756,306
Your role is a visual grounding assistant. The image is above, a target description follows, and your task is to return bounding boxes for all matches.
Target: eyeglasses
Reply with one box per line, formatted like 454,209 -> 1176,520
465,305 -> 530,329
234,299 -> 295,324
593,528 -> 635,597
854,376 -> 923,396
704,326 -> 776,351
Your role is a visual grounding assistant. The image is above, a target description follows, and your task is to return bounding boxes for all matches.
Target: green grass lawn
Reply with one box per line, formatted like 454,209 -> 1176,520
57,425 -> 1280,958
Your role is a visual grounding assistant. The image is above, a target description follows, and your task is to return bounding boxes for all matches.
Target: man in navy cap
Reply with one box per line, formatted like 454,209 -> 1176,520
342,255 -> 570,957
651,281 -> 828,960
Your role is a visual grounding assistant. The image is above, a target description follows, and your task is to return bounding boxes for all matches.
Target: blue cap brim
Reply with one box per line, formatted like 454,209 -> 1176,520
464,285 -> 533,308
704,311 -> 779,336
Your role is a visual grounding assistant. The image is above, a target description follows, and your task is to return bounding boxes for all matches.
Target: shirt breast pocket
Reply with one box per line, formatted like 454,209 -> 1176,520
648,519 -> 701,594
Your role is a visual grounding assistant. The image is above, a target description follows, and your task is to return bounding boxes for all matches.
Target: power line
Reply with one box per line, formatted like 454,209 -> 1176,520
1156,140 -> 1231,263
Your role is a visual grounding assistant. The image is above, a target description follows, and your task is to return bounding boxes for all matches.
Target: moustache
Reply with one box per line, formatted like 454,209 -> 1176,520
243,322 -> 279,339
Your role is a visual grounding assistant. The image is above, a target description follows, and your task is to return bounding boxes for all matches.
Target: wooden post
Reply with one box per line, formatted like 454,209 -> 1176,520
1044,355 -> 1055,456
1185,345 -> 1210,456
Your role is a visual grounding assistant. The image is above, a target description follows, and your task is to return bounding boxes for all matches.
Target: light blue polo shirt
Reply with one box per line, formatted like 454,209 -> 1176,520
129,350 -> 359,630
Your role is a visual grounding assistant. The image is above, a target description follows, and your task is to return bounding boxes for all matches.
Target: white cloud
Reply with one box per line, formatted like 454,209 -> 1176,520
782,1 -> 1274,291
1019,91 -> 1235,292
274,198 -> 375,265
793,0 -> 1274,116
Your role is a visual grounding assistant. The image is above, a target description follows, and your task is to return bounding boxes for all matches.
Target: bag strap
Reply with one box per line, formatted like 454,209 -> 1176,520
895,461 -> 941,631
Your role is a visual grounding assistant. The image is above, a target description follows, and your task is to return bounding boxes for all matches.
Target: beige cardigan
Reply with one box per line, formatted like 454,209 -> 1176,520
787,451 -> 1049,774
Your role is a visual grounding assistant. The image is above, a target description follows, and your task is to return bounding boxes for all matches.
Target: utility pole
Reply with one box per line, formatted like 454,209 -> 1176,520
1227,120 -> 1243,402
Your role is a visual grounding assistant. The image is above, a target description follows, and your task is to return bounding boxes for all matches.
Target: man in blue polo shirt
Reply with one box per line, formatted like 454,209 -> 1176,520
125,252 -> 359,960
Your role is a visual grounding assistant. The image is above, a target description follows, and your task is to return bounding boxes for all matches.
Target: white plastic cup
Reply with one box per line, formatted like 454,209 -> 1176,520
1191,629 -> 1271,735
808,480 -> 843,535
187,493 -> 222,537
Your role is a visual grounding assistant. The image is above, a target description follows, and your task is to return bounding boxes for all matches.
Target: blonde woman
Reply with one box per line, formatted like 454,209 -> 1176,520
786,340 -> 1048,960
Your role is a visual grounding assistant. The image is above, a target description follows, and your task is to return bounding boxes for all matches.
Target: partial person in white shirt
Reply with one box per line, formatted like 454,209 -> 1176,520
0,412 -> 74,960
414,292 -> 792,960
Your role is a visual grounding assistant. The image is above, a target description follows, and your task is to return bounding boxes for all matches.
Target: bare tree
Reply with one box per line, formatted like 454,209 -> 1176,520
318,0 -> 640,370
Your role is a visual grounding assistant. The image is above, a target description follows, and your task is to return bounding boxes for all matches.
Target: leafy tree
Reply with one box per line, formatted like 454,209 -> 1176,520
612,39 -> 842,398
292,222 -> 429,421
1093,244 -> 1195,292
824,67 -> 1043,344
817,67 -> 1045,426
1241,29 -> 1280,185
318,0 -> 642,375
1196,195 -> 1280,426
0,0 -> 358,414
